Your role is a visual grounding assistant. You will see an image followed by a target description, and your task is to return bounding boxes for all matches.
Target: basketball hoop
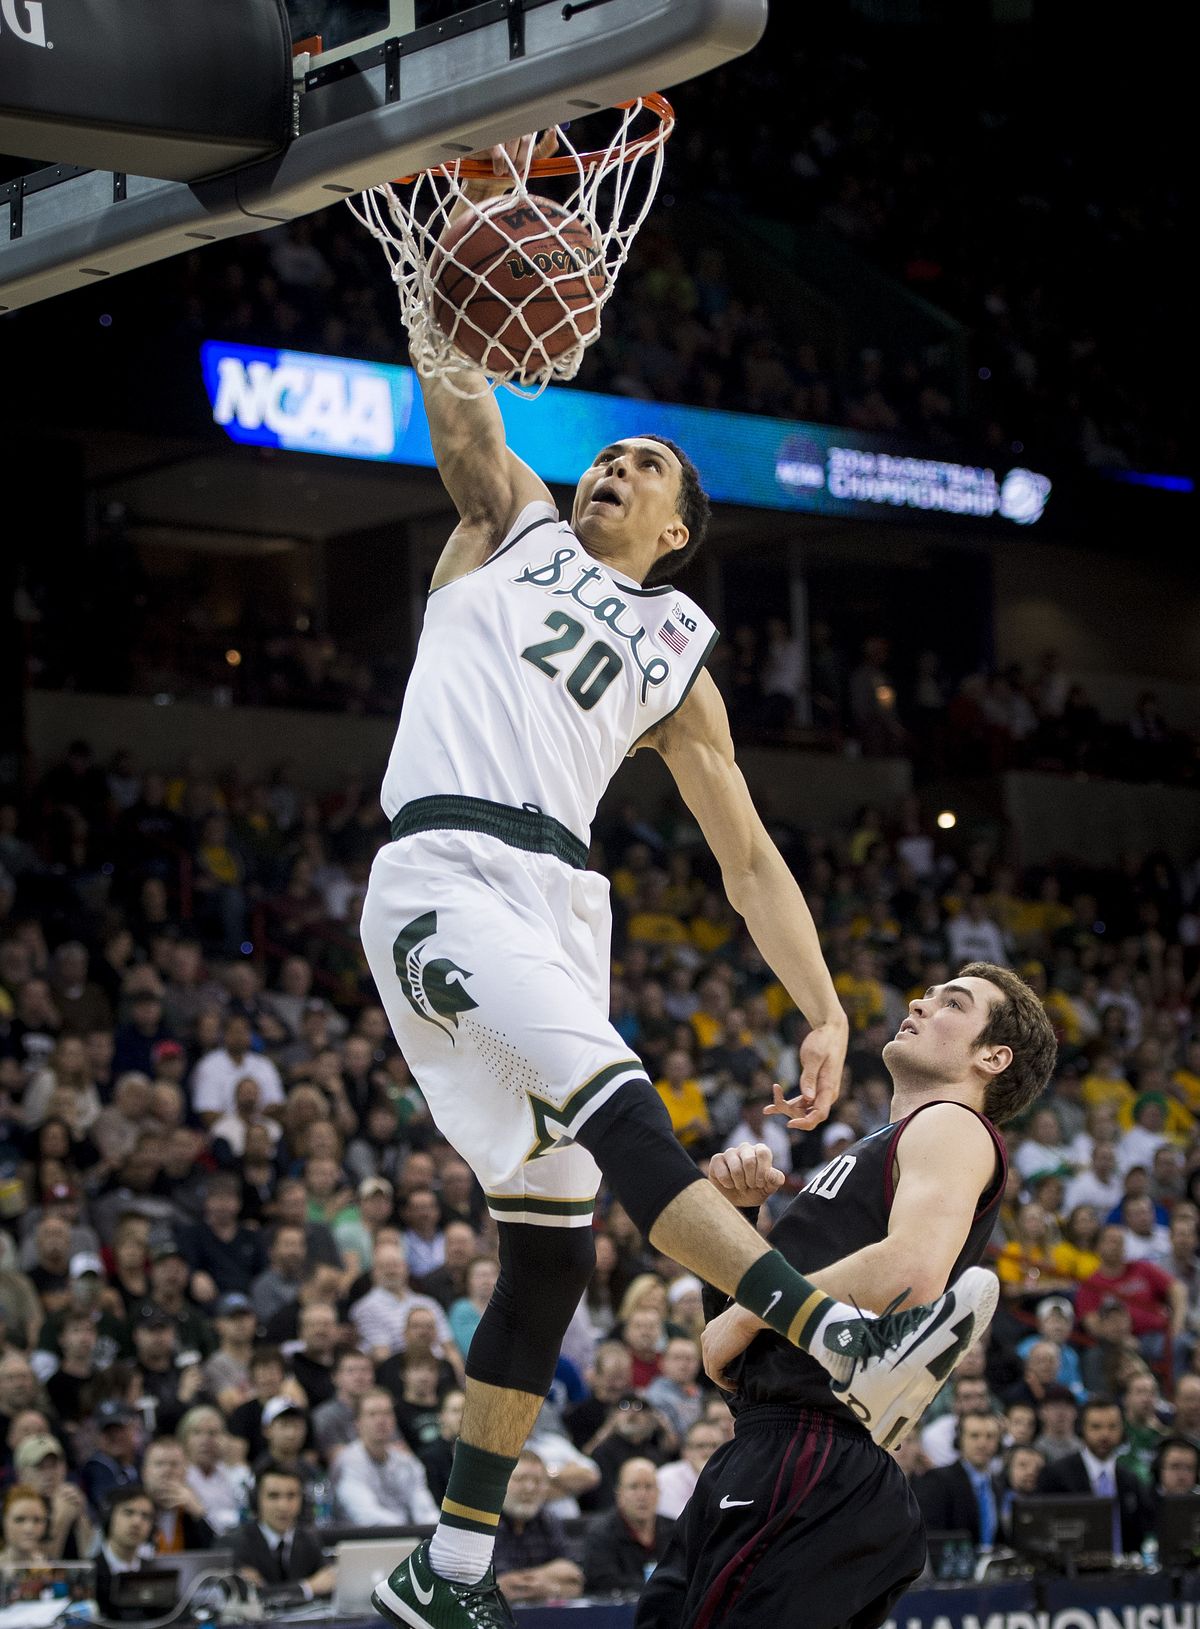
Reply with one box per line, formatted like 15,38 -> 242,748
349,96 -> 675,399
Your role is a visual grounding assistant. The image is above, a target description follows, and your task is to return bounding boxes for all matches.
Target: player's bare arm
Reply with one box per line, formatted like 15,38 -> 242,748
702,1106 -> 998,1388
423,136 -> 555,592
650,667 -> 848,1127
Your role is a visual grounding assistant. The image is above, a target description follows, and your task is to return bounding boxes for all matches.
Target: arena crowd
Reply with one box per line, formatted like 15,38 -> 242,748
1,741 -> 1199,1598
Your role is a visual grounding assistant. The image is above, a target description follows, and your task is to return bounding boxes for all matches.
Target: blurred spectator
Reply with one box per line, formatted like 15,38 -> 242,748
997,1445 -> 1046,1543
95,1483 -> 158,1616
1076,1226 -> 1185,1360
139,1435 -> 215,1551
179,1404 -> 247,1534
493,1450 -> 584,1605
417,1387 -> 463,1506
588,1395 -> 674,1509
1037,1399 -> 1151,1555
565,1342 -> 634,1453
1032,1387 -> 1083,1465
582,1456 -> 674,1595
1171,1375 -> 1200,1450
643,1337 -> 705,1443
230,1461 -> 335,1599
655,1418 -> 725,1521
920,1375 -> 998,1469
16,1433 -> 94,1559
1152,1438 -> 1200,1514
312,1347 -> 376,1463
1121,1370 -> 1171,1484
192,1017 -> 285,1125
349,1242 -> 448,1361
913,1412 -> 1004,1546
81,1401 -> 141,1513
332,1388 -> 438,1525
447,1255 -> 500,1356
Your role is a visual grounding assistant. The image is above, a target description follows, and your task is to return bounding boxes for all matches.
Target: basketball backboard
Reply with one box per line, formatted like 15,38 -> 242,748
0,0 -> 767,313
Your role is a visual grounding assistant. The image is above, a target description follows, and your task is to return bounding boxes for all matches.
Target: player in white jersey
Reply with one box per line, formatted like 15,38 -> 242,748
363,134 -> 1002,1629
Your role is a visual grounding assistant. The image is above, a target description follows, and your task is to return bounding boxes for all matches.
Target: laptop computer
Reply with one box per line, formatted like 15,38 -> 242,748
334,1538 -> 418,1616
174,1549 -> 236,1608
111,1568 -> 180,1615
0,1560 -> 97,1608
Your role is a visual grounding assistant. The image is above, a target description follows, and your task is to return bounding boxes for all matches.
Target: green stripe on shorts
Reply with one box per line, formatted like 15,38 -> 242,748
485,1194 -> 597,1216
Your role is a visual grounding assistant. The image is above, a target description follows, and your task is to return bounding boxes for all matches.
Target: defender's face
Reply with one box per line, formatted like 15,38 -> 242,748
883,975 -> 1004,1084
572,438 -> 685,560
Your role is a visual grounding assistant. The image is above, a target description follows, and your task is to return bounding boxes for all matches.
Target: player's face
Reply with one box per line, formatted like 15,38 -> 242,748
882,975 -> 1008,1089
572,439 -> 686,564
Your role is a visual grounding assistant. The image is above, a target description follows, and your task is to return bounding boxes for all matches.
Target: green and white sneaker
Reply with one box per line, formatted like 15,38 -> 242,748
817,1266 -> 999,1451
372,1539 -> 515,1629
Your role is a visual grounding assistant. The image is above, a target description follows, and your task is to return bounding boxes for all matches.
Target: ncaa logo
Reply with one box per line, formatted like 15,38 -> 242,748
0,1 -> 49,48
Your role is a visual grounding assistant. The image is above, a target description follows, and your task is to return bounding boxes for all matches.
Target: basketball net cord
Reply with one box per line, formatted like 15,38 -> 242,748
349,97 -> 673,399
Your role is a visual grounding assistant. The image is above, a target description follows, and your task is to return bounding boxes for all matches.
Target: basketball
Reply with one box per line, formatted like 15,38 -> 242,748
428,193 -> 605,378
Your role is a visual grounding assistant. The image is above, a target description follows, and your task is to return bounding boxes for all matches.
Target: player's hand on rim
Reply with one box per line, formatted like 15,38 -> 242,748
461,128 -> 559,202
763,1018 -> 847,1131
708,1141 -> 784,1210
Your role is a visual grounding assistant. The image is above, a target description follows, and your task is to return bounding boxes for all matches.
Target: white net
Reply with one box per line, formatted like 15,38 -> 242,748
348,96 -> 674,399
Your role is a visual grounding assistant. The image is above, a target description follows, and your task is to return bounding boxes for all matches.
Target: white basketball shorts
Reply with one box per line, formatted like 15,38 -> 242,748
360,828 -> 648,1228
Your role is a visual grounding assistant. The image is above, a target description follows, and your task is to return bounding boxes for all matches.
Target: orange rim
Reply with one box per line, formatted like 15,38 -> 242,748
392,93 -> 674,186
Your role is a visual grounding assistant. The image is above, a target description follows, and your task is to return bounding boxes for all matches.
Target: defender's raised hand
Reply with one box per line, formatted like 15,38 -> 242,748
763,1019 -> 846,1131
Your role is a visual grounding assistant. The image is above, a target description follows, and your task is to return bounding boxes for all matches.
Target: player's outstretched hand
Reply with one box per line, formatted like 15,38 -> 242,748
763,1019 -> 847,1130
701,1304 -> 765,1392
462,128 -> 560,202
708,1142 -> 785,1210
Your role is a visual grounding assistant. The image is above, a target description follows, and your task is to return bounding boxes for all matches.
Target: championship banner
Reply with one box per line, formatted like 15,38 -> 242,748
201,341 -> 1055,531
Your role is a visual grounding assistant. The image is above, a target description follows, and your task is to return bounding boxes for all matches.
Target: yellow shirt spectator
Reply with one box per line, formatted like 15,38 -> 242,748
1172,1063 -> 1200,1116
627,910 -> 690,950
995,1240 -> 1079,1293
689,913 -> 733,956
833,971 -> 885,1032
654,1075 -> 711,1149
1043,989 -> 1083,1046
1081,1070 -> 1135,1115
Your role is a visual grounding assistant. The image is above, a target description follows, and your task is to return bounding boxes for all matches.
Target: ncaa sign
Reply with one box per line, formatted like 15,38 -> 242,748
0,0 -> 48,46
203,343 -> 411,461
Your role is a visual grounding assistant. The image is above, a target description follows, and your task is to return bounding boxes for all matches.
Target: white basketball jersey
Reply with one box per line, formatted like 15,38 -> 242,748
380,501 -> 719,842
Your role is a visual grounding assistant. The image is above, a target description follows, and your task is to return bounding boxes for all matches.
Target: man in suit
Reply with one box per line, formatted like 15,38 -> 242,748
230,1462 -> 336,1601
1037,1398 -> 1152,1555
913,1411 -> 1004,1546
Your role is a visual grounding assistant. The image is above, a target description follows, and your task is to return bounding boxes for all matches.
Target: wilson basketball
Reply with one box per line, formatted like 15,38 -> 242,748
429,194 -> 605,377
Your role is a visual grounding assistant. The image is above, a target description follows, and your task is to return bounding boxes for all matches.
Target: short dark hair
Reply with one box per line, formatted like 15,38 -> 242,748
1153,1436 -> 1200,1483
643,436 -> 710,582
254,1460 -> 304,1510
957,961 -> 1058,1124
102,1482 -> 154,1535
1080,1397 -> 1124,1428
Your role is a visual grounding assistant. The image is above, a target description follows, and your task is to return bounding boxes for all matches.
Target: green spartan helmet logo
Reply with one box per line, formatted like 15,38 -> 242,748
393,912 -> 478,1041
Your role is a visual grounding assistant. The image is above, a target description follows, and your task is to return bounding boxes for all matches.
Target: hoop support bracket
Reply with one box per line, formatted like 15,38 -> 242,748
506,0 -> 526,61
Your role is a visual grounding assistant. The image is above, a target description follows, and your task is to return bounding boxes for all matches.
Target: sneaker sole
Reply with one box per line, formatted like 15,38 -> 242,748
841,1267 -> 999,1450
372,1581 -> 434,1629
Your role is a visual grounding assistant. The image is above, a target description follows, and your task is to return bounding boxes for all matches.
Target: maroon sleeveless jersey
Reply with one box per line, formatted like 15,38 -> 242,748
719,1101 -> 1007,1429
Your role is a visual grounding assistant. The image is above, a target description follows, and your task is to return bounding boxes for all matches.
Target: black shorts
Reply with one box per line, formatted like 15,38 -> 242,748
635,1405 -> 926,1629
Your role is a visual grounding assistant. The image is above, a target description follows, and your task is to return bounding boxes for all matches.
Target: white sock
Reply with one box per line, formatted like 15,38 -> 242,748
811,1299 -> 875,1378
428,1523 -> 495,1585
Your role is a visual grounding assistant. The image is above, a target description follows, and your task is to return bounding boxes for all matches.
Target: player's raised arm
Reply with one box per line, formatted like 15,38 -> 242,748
421,135 -> 554,590
650,668 -> 848,1126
